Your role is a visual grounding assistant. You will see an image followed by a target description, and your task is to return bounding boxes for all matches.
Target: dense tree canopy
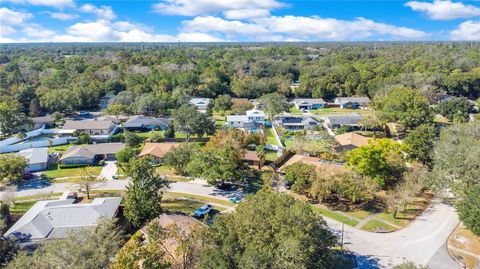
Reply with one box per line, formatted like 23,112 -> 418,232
197,191 -> 337,269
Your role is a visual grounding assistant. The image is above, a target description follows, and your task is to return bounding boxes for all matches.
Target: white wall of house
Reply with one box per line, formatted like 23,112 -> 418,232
25,162 -> 47,173
60,156 -> 94,165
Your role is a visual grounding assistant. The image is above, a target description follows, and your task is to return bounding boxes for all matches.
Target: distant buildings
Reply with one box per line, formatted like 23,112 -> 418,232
17,147 -> 49,172
275,116 -> 319,131
189,98 -> 211,111
5,196 -> 122,244
226,108 -> 266,133
29,115 -> 54,130
59,143 -> 126,165
63,120 -> 116,135
293,98 -> 327,110
334,97 -> 371,109
324,113 -> 363,128
99,94 -> 116,109
123,116 -> 171,131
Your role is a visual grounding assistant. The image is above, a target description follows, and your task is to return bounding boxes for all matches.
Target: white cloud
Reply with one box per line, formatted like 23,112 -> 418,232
223,9 -> 270,20
182,15 -> 426,41
2,0 -> 74,8
153,0 -> 284,16
46,19 -> 222,42
80,3 -> 116,20
405,0 -> 480,20
450,20 -> 480,40
23,24 -> 56,38
49,12 -> 79,20
0,25 -> 16,36
0,7 -> 32,25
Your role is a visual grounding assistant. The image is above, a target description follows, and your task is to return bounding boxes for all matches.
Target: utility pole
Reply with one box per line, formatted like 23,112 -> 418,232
341,222 -> 345,252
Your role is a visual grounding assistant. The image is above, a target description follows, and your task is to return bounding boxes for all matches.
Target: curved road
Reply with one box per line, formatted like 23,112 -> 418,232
6,180 -> 461,269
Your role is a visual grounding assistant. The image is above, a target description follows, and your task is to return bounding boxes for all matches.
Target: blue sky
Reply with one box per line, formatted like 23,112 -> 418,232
1,0 -> 479,42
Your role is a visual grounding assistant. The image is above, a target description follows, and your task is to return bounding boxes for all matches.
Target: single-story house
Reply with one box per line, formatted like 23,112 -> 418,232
29,115 -> 55,129
59,143 -> 126,165
138,142 -> 180,162
242,150 -> 263,169
324,113 -> 362,128
275,116 -> 319,131
293,99 -> 327,110
334,97 -> 371,109
99,94 -> 116,109
17,147 -> 49,172
123,116 -> 171,131
226,108 -> 266,133
62,120 -> 116,135
277,154 -> 347,175
189,98 -> 211,111
335,132 -> 370,151
5,196 -> 122,244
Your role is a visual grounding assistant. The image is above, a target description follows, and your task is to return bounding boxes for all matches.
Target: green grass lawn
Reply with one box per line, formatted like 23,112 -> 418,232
10,201 -> 36,214
311,108 -> 371,116
361,219 -> 396,232
311,206 -> 359,227
265,128 -> 279,146
283,139 -> 294,148
215,119 -> 226,127
16,192 -> 63,201
375,213 -> 410,227
48,144 -> 72,154
162,198 -> 226,214
155,165 -> 176,176
289,107 -> 303,115
345,210 -> 373,220
265,150 -> 278,162
43,166 -> 103,179
166,192 -> 235,207
434,114 -> 450,124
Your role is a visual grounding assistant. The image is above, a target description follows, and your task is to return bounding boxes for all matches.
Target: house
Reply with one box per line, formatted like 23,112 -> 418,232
275,116 -> 319,131
29,115 -> 54,129
334,97 -> 371,109
62,120 -> 116,135
293,99 -> 327,110
189,98 -> 211,111
123,116 -> 171,131
242,150 -> 263,169
59,143 -> 126,165
324,113 -> 362,128
4,196 -> 122,244
277,154 -> 347,175
226,108 -> 265,133
17,147 -> 49,172
138,142 -> 180,162
335,132 -> 370,151
99,94 -> 116,109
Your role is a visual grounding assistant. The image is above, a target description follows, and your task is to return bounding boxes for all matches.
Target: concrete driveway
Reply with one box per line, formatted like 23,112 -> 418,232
325,200 -> 460,268
98,161 -> 118,180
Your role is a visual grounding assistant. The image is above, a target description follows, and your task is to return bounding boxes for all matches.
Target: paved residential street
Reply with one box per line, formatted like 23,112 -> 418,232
325,200 -> 460,268
5,180 -> 462,269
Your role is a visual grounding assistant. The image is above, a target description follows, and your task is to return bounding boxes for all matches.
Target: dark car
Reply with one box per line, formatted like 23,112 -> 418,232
215,182 -> 233,191
284,180 -> 292,190
194,205 -> 213,218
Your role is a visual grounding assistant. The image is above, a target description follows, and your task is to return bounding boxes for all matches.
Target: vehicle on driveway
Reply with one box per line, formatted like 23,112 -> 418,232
284,180 -> 292,190
194,205 -> 213,218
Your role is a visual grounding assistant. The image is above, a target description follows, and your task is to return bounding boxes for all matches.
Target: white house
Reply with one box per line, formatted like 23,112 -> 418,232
334,97 -> 371,109
189,98 -> 211,111
226,109 -> 266,133
17,147 -> 49,172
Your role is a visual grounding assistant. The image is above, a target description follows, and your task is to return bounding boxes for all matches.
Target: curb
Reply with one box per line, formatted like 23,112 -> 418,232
447,222 -> 467,269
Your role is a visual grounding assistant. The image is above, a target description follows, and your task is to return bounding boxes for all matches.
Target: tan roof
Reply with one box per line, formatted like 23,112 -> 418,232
242,150 -> 260,162
138,142 -> 180,159
60,143 -> 126,160
335,132 -> 370,148
63,120 -> 114,130
278,154 -> 348,175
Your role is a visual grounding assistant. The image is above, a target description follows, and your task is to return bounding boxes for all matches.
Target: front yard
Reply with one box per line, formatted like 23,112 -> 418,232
43,166 -> 103,179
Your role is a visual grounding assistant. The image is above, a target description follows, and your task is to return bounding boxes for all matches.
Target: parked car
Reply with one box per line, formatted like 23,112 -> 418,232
230,196 -> 242,204
79,111 -> 90,116
215,182 -> 233,191
194,205 -> 213,218
284,180 -> 292,190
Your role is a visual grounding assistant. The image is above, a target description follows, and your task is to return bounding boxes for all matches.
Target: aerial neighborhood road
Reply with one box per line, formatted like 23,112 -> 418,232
6,179 -> 461,269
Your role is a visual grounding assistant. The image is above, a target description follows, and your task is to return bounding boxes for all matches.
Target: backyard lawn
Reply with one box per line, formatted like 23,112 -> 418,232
265,150 -> 278,162
48,144 -> 73,153
311,107 -> 372,116
43,166 -> 103,179
265,128 -> 279,146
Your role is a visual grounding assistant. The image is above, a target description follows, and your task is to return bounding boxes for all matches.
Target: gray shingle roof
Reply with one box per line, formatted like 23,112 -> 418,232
123,116 -> 170,128
334,97 -> 371,105
326,113 -> 362,125
5,197 -> 122,242
293,98 -> 326,105
63,120 -> 114,130
17,147 -> 49,165
60,143 -> 126,160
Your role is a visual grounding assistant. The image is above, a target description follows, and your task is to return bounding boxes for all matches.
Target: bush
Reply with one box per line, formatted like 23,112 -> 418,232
124,130 -> 142,147
457,184 -> 480,236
